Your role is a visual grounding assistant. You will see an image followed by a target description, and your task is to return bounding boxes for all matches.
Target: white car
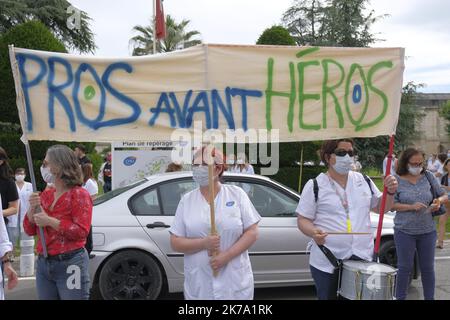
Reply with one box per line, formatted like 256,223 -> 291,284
89,172 -> 417,300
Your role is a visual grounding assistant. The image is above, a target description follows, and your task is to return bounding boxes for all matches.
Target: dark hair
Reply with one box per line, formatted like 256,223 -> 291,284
444,158 -> 450,172
320,139 -> 354,167
81,163 -> 94,184
75,144 -> 86,153
397,148 -> 425,176
438,153 -> 447,164
0,147 -> 14,180
15,167 -> 26,174
166,162 -> 183,173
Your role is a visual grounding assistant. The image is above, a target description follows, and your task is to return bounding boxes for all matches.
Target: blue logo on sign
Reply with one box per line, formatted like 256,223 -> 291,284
124,156 -> 137,166
226,201 -> 235,207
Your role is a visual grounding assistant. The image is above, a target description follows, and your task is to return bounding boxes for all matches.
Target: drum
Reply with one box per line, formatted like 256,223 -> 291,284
339,260 -> 397,300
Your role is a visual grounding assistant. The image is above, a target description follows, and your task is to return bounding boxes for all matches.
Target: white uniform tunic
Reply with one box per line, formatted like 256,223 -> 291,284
296,172 -> 382,274
1,198 -> 13,300
15,182 -> 33,232
170,184 -> 261,300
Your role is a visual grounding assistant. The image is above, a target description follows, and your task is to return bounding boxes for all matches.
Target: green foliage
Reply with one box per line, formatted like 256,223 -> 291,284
256,26 -> 296,45
354,82 -> 426,169
88,152 -> 103,180
439,100 -> 450,135
0,0 -> 95,53
253,165 -> 325,192
0,21 -> 66,124
0,130 -> 97,190
282,0 -> 386,47
130,15 -> 202,55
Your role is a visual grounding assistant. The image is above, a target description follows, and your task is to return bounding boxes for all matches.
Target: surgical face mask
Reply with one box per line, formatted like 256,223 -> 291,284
40,165 -> 55,184
332,155 -> 354,175
236,159 -> 244,165
15,174 -> 25,182
408,165 -> 422,176
192,165 -> 210,186
226,159 -> 235,165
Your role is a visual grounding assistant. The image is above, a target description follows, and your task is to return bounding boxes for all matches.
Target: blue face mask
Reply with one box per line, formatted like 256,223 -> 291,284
332,155 -> 354,175
192,165 -> 210,186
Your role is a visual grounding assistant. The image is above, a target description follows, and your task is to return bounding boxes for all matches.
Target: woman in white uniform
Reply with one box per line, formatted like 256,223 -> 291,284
297,139 -> 398,300
170,147 -> 261,300
14,168 -> 33,239
0,198 -> 18,299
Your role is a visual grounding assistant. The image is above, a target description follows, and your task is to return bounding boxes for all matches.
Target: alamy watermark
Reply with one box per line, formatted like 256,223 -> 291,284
66,5 -> 81,31
170,121 -> 280,175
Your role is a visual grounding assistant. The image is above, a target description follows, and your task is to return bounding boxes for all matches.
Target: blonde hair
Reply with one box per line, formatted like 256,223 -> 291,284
46,145 -> 83,188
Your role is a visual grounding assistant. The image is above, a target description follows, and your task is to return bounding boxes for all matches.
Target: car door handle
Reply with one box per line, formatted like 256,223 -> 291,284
146,222 -> 171,229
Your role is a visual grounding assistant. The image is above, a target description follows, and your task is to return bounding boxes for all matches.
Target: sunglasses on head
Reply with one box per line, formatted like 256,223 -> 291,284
333,149 -> 356,157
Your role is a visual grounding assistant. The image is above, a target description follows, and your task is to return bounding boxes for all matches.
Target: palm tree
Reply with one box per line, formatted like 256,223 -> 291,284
0,0 -> 96,53
130,14 -> 201,55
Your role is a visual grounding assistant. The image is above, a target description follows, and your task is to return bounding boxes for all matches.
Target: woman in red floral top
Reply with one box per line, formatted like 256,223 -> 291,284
24,145 -> 92,300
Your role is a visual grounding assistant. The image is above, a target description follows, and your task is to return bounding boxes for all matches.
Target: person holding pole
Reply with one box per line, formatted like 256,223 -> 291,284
296,139 -> 398,300
24,145 -> 93,300
391,148 -> 447,300
169,146 -> 261,300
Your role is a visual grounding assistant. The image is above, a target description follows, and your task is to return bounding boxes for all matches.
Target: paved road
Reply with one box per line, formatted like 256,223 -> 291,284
5,240 -> 450,300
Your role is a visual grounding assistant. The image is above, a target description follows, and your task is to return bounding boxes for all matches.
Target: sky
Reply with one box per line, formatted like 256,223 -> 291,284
69,0 -> 450,93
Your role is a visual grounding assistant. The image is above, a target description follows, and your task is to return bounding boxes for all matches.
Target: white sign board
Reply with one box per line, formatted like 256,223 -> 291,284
111,142 -> 174,189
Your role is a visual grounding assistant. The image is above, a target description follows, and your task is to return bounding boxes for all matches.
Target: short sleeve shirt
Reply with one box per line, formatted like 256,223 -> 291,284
296,171 -> 382,273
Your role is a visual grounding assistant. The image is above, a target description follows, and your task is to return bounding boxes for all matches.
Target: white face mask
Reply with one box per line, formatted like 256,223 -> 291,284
236,159 -> 244,165
408,165 -> 422,176
226,159 -> 235,165
332,155 -> 354,175
192,165 -> 210,187
15,174 -> 25,182
40,165 -> 55,184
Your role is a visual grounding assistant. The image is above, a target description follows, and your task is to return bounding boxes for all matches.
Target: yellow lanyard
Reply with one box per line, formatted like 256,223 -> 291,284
327,174 -> 352,233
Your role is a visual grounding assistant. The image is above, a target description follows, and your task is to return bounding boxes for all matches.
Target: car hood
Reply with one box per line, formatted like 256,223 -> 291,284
370,211 -> 395,230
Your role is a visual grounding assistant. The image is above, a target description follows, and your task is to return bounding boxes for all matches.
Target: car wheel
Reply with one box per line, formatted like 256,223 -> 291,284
99,250 -> 163,300
378,239 -> 397,267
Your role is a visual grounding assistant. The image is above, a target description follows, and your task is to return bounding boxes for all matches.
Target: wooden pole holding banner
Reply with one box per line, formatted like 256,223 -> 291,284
206,146 -> 219,277
373,135 -> 395,262
8,45 -> 48,258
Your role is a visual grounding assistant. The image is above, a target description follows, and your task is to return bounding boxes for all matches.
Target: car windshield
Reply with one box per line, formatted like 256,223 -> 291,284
94,179 -> 147,206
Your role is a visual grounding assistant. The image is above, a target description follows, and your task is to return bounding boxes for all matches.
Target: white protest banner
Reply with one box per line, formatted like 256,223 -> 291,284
10,44 -> 404,142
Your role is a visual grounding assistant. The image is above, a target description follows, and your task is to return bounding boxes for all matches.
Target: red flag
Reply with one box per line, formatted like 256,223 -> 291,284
155,0 -> 166,40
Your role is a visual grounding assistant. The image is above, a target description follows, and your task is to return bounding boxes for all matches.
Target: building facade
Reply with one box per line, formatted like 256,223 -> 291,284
413,93 -> 450,155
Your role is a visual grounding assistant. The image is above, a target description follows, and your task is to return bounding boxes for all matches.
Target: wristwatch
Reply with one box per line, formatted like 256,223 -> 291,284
1,251 -> 13,264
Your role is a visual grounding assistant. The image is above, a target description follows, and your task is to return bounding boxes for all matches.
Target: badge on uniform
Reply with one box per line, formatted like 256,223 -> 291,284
226,201 -> 235,207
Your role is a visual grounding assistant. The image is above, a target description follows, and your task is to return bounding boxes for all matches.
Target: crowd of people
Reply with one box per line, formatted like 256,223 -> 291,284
1,142 -> 450,301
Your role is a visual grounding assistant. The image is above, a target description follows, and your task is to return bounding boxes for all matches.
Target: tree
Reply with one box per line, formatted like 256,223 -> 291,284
130,15 -> 201,55
282,0 -> 386,47
256,26 -> 296,45
0,0 -> 95,53
282,0 -> 327,46
0,20 -> 67,124
354,82 -> 426,169
439,100 -> 450,136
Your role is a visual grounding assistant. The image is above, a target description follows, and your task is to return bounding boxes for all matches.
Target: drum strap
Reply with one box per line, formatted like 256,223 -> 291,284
317,244 -> 342,270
